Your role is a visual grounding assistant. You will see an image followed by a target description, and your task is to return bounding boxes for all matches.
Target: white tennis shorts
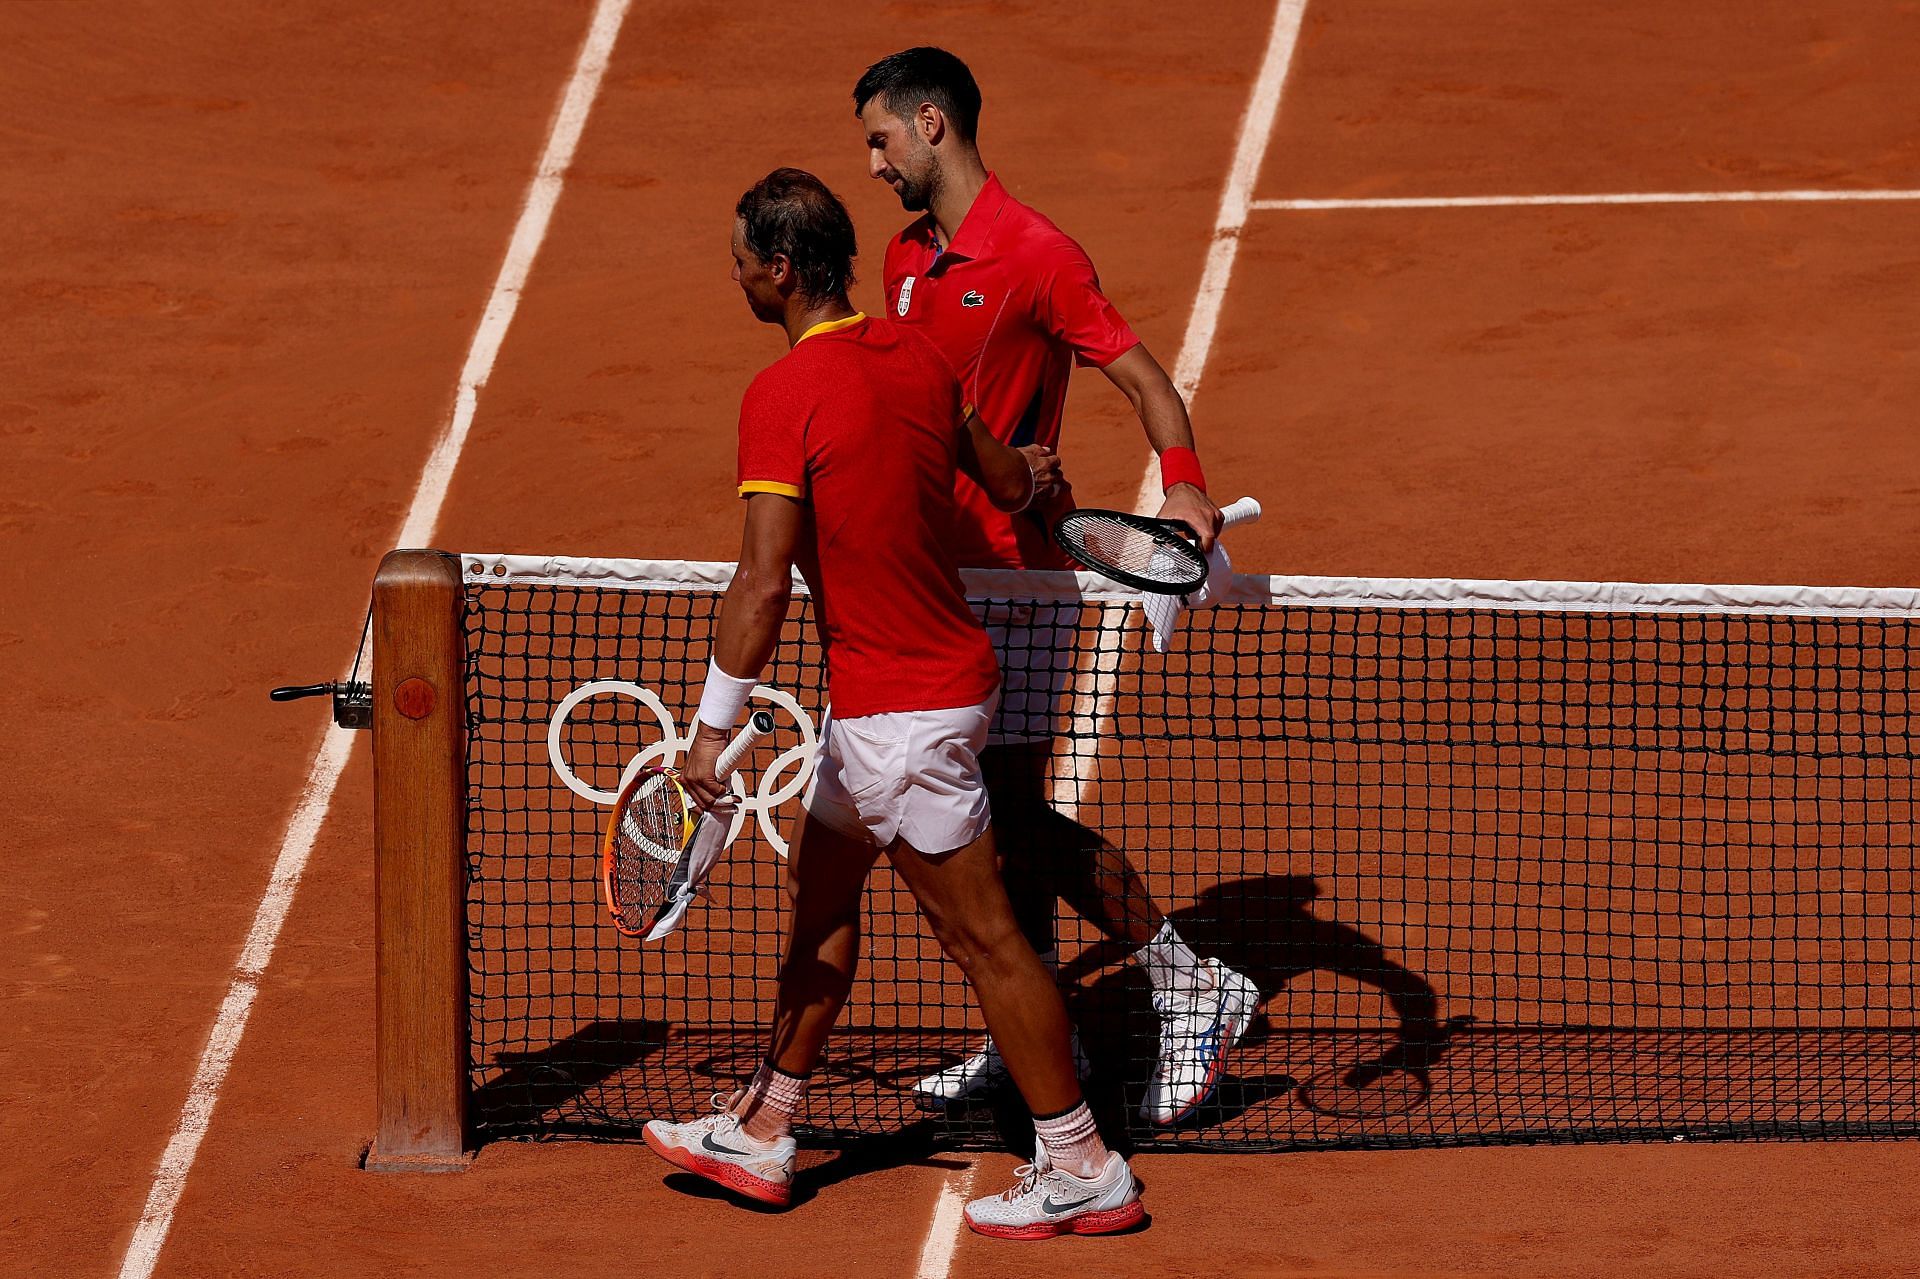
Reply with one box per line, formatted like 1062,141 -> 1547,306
974,600 -> 1079,745
803,691 -> 999,855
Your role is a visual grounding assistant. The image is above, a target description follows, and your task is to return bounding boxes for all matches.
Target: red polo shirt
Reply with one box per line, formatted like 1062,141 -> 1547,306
882,173 -> 1140,568
735,312 -> 1000,717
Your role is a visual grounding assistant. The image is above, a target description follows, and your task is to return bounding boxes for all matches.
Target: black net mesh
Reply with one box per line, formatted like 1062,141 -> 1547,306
459,560 -> 1919,1152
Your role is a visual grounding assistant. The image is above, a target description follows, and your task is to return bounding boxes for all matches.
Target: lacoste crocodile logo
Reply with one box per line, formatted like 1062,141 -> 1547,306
961,290 -> 986,307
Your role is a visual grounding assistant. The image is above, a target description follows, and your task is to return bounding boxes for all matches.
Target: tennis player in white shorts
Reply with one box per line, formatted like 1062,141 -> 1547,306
803,691 -> 999,853
640,168 -> 1144,1240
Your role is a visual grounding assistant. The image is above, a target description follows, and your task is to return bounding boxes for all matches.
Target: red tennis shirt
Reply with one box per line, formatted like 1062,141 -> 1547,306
882,173 -> 1141,569
735,312 -> 1000,718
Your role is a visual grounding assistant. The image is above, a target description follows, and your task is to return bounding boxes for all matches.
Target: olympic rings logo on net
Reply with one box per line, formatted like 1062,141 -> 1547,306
546,680 -> 820,858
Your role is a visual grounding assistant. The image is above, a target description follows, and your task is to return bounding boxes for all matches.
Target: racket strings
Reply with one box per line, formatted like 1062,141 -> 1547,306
609,774 -> 684,917
1063,520 -> 1161,573
1057,512 -> 1207,589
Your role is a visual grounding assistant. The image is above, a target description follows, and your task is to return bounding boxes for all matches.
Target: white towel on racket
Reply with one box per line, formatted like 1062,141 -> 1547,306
1142,540 -> 1234,654
642,797 -> 738,942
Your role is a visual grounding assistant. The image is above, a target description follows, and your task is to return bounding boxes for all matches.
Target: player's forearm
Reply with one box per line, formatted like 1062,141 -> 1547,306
959,411 -> 1037,511
1101,345 -> 1220,542
712,562 -> 788,679
976,438 -> 1036,511
713,492 -> 807,678
1103,345 -> 1197,455
1138,379 -> 1197,455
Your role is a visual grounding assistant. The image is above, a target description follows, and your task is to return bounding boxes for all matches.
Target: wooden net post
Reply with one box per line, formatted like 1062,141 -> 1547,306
365,548 -> 473,1172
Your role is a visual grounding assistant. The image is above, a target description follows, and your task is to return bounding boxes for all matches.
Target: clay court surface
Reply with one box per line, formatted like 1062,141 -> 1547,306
7,2 -> 1920,1275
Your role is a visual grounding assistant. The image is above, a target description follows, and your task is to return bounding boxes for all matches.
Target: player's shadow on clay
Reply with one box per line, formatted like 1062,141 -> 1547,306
664,1121 -> 973,1211
468,1018 -> 674,1138
1060,874 -> 1458,1137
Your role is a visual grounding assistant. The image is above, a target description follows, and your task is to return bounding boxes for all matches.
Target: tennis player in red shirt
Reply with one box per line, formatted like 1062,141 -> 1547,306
854,48 -> 1260,1126
642,168 -> 1144,1239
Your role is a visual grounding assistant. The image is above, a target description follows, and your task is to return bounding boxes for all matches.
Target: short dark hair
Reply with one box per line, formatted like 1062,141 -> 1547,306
852,47 -> 982,143
734,168 -> 857,302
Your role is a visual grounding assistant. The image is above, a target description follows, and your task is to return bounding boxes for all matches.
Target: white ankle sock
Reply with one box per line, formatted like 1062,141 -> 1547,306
737,1060 -> 808,1142
1135,920 -> 1207,994
1033,1101 -> 1108,1180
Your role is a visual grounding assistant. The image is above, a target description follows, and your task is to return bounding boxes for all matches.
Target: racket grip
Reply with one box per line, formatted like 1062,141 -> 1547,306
715,708 -> 776,779
1219,496 -> 1262,529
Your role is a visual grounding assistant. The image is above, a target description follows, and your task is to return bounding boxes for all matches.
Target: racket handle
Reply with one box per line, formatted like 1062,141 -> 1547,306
715,709 -> 777,779
1219,496 -> 1262,529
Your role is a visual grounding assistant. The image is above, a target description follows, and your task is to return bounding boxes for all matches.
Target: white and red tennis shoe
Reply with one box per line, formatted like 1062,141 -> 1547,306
964,1149 -> 1144,1240
642,1101 -> 796,1207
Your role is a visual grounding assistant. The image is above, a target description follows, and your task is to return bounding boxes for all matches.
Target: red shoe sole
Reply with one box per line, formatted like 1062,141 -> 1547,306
966,1200 -> 1146,1240
643,1128 -> 791,1207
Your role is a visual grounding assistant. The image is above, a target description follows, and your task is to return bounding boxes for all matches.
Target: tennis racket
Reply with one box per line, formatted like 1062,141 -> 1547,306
602,710 -> 776,938
1055,496 -> 1262,593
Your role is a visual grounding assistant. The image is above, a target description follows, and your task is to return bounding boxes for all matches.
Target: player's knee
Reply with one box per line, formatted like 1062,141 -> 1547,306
923,909 -> 984,971
928,912 -> 1022,979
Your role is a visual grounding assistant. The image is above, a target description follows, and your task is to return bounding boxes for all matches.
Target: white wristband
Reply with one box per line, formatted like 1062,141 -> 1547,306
695,658 -> 756,731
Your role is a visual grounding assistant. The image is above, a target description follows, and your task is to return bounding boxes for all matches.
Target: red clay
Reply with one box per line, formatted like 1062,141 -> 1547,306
2,1 -> 597,1271
10,1 -> 1920,1276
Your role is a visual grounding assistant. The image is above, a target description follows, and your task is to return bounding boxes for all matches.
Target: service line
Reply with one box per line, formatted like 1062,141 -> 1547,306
1250,188 -> 1920,211
114,3 -> 633,1277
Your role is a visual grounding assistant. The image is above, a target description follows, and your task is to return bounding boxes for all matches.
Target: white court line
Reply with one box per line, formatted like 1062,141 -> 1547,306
913,1164 -> 977,1279
1164,0 -> 1312,418
927,2 -> 1309,1256
1046,0 -> 1309,826
1250,188 -> 1920,211
113,3 -> 632,1277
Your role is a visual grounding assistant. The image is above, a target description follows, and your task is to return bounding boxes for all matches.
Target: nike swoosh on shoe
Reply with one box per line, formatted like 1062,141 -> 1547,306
702,1131 -> 753,1157
1041,1194 -> 1099,1214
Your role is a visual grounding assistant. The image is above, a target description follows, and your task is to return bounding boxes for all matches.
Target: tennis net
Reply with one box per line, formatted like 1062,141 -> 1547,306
454,553 -> 1919,1152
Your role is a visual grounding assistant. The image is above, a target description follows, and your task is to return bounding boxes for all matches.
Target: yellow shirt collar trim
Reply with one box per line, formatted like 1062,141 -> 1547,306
796,311 -> 867,344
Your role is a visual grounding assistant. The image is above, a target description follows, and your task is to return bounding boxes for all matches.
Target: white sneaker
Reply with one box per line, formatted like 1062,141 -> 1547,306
642,1097 -> 796,1207
964,1150 -> 1144,1240
913,1031 -> 1091,1112
1140,958 -> 1261,1125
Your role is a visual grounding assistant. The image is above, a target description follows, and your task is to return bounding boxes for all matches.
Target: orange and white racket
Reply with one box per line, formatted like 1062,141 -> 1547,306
601,710 -> 775,938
